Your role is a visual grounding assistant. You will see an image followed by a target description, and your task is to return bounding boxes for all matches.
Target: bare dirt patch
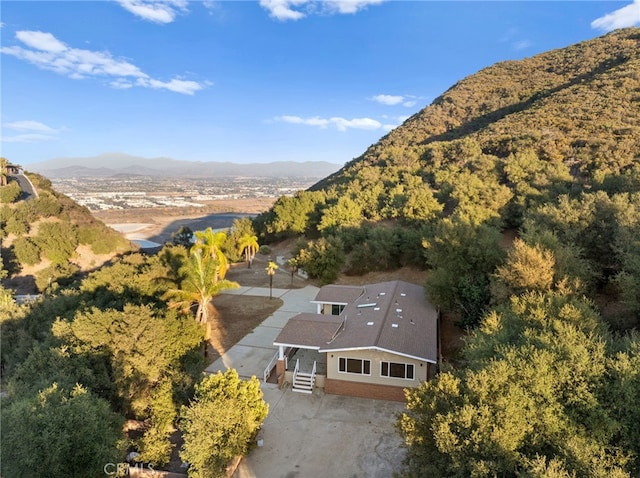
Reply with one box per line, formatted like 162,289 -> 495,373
206,295 -> 283,363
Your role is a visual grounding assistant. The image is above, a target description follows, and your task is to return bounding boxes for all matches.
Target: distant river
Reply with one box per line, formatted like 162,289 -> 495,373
108,212 -> 257,250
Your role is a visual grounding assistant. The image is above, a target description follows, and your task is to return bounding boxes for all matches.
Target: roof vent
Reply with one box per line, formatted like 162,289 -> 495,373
366,321 -> 374,326
401,293 -> 407,297
392,323 -> 399,328
358,303 -> 377,308
374,307 -> 380,311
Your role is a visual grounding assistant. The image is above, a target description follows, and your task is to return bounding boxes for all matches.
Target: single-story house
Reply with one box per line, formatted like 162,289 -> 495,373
272,280 -> 440,401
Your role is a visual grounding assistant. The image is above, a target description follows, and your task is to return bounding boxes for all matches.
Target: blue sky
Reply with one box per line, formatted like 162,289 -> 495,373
1,1 -> 639,166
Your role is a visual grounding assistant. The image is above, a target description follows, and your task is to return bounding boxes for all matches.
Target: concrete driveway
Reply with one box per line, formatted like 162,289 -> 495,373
205,285 -> 320,380
235,384 -> 406,478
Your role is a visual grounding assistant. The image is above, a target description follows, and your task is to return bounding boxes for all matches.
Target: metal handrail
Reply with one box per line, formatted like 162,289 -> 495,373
310,360 -> 317,385
264,350 -> 279,382
293,359 -> 300,383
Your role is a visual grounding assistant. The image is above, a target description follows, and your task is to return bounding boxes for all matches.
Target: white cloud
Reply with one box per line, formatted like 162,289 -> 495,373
3,120 -> 57,133
2,120 -> 61,143
381,114 -> 410,131
110,79 -> 134,89
116,0 -> 189,24
202,0 -> 219,14
330,116 -> 381,131
1,133 -> 58,143
372,94 -> 404,106
371,94 -> 421,108
1,30 -> 206,95
137,77 -> 205,95
275,114 -> 384,131
277,115 -> 331,127
16,30 -> 67,53
323,0 -> 385,14
513,40 -> 531,51
259,0 -> 307,20
499,27 -> 532,52
591,0 -> 640,31
260,0 -> 385,20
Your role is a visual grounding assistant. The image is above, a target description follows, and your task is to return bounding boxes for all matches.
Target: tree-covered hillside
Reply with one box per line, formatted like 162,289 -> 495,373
256,28 -> 640,326
256,29 -> 640,476
1,171 -> 134,292
1,216 -> 268,477
315,27 -> 639,194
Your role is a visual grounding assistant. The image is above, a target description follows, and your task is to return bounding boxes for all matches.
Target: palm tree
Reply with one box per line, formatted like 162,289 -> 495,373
287,257 -> 299,287
237,233 -> 259,268
266,260 -> 278,299
163,249 -> 239,324
194,227 -> 229,279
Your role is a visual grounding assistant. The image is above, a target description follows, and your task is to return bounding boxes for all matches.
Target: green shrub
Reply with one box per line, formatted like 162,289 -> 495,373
296,236 -> 345,285
180,370 -> 268,478
12,237 -> 41,266
35,262 -> 80,291
258,245 -> 271,255
31,194 -> 62,217
5,216 -> 29,236
36,222 -> 78,264
0,182 -> 22,203
78,225 -> 129,254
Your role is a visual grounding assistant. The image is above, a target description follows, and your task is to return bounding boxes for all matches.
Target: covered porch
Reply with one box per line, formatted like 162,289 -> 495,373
270,312 -> 345,393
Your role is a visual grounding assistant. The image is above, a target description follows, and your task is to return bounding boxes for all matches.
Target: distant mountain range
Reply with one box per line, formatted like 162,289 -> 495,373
25,153 -> 343,179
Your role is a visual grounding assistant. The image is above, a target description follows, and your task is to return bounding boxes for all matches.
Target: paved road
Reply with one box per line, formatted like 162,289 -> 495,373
10,174 -> 38,201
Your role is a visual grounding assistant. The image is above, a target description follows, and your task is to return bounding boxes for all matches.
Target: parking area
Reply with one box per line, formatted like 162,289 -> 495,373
234,384 -> 406,478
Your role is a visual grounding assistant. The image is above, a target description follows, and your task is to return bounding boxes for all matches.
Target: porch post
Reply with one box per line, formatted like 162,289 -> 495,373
276,358 -> 286,387
278,345 -> 284,360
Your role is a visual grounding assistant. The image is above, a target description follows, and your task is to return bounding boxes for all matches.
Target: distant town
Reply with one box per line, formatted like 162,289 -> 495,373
51,175 -> 317,211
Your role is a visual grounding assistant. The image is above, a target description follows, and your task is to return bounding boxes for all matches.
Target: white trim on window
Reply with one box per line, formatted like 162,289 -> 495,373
338,357 -> 371,376
380,361 -> 415,380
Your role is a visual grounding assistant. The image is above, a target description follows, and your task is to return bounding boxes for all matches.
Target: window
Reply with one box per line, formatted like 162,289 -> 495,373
331,304 -> 345,315
338,357 -> 371,375
380,361 -> 414,380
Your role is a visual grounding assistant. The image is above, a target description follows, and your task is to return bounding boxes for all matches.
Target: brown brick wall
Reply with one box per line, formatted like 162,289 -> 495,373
324,378 -> 407,402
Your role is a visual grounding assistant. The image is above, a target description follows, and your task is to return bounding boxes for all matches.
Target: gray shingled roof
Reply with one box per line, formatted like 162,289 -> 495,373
311,285 -> 364,305
274,313 -> 344,349
274,281 -> 439,363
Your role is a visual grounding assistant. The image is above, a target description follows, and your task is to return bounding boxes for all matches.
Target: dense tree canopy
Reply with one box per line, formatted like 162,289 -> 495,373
1,384 -> 123,478
180,370 -> 268,478
398,292 -> 636,477
0,244 -> 213,473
